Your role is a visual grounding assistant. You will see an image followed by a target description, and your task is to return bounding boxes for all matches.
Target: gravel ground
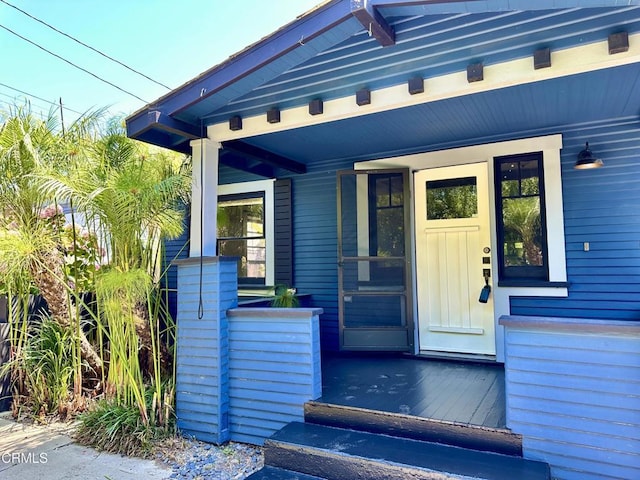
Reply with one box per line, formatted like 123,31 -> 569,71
156,437 -> 264,480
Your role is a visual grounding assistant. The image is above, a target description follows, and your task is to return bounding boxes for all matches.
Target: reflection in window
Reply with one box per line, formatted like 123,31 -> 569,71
495,153 -> 547,280
217,193 -> 266,283
426,177 -> 477,220
370,174 -> 404,257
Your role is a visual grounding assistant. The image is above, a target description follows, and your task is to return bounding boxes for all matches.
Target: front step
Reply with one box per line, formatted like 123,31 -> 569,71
305,401 -> 522,456
259,422 -> 549,480
246,466 -> 326,479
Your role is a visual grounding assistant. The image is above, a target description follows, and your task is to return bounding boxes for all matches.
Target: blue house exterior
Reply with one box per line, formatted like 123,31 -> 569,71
128,1 -> 640,478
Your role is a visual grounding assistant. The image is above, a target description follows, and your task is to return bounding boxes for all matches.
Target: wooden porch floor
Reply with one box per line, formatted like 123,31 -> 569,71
319,353 -> 506,429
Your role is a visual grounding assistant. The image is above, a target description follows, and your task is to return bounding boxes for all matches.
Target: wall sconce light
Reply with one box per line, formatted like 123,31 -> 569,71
574,142 -> 603,169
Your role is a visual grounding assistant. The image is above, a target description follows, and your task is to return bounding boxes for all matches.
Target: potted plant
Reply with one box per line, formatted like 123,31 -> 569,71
270,285 -> 299,308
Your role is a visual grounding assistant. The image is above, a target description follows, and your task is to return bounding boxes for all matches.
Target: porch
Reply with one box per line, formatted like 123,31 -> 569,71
319,352 -> 506,429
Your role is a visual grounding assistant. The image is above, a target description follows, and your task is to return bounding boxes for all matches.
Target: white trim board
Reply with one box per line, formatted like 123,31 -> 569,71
208,34 -> 640,142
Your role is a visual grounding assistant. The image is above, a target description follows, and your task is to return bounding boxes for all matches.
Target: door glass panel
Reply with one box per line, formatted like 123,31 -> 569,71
342,259 -> 405,291
343,295 -> 406,327
337,169 -> 412,351
373,173 -> 405,256
426,177 -> 477,220
339,174 -> 360,257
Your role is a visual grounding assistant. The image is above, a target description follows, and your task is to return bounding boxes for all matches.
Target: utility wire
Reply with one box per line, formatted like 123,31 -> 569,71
0,91 -> 52,113
0,99 -> 48,120
0,23 -> 148,103
0,0 -> 172,90
0,81 -> 84,115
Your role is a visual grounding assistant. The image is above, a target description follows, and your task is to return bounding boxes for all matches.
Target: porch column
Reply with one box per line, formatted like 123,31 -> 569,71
189,138 -> 221,257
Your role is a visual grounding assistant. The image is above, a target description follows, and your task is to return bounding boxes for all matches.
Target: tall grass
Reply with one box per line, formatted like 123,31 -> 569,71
0,108 -> 187,454
1,317 -> 76,418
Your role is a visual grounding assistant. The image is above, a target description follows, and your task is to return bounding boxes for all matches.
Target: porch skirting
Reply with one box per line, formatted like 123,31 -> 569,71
499,315 -> 640,480
174,256 -> 322,445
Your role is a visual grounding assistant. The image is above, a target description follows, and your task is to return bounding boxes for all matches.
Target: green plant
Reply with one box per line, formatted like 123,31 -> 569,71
271,285 -> 299,308
75,382 -> 176,458
1,317 -> 76,418
75,400 -> 156,457
0,107 -> 183,438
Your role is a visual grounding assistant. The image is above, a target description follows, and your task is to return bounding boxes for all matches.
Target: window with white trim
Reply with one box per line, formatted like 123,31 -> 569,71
217,192 -> 266,284
216,180 -> 275,286
494,152 -> 549,281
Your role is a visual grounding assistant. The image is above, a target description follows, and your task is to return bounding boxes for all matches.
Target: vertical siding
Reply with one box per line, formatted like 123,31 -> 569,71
175,257 -> 237,444
501,316 -> 640,480
227,308 -> 323,445
274,178 -> 294,287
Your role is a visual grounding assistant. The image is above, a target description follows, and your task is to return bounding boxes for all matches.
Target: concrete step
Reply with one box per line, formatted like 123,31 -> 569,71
263,422 -> 550,480
245,465 -> 326,480
305,400 -> 522,457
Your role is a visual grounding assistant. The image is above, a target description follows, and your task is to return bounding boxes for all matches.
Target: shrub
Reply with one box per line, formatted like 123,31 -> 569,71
5,317 -> 76,419
75,384 -> 175,458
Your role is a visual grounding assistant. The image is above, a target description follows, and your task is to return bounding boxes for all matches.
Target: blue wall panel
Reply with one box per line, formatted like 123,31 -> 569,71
288,166 -> 350,351
511,119 -> 640,321
175,257 -> 237,444
227,308 -> 323,445
216,117 -> 640,350
501,316 -> 640,480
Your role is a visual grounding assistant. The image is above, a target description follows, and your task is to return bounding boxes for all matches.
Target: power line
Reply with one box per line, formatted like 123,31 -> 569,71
0,81 -> 84,115
0,0 -> 172,91
0,99 -> 49,120
0,90 -> 53,113
0,23 -> 149,103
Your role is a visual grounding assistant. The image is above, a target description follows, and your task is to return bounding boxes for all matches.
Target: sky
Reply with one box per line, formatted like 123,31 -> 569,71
0,0 -> 323,127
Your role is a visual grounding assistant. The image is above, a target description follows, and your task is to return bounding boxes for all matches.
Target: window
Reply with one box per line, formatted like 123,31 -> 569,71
494,152 -> 548,281
217,192 -> 266,284
369,173 -> 405,257
426,177 -> 477,220
215,179 -> 292,287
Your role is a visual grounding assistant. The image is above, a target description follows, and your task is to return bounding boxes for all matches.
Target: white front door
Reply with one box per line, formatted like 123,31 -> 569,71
414,163 -> 495,355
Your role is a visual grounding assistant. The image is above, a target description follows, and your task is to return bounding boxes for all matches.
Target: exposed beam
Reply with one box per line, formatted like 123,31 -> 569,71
219,151 -> 274,178
126,109 -> 201,145
351,0 -> 395,46
221,140 -> 306,174
146,111 -> 202,139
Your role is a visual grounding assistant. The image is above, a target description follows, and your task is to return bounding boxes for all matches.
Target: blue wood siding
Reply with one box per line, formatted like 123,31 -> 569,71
162,207 -> 190,323
175,257 -> 237,444
511,119 -> 640,320
227,308 -> 322,445
218,117 -> 640,350
501,316 -> 640,480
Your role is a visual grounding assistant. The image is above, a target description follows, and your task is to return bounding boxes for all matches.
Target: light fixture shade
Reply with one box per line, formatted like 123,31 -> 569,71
574,142 -> 603,169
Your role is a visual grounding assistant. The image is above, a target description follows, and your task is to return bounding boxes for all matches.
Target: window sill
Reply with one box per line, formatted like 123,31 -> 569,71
497,280 -> 569,288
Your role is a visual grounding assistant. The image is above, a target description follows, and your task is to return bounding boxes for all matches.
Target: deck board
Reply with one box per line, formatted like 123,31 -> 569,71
320,354 -> 506,429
